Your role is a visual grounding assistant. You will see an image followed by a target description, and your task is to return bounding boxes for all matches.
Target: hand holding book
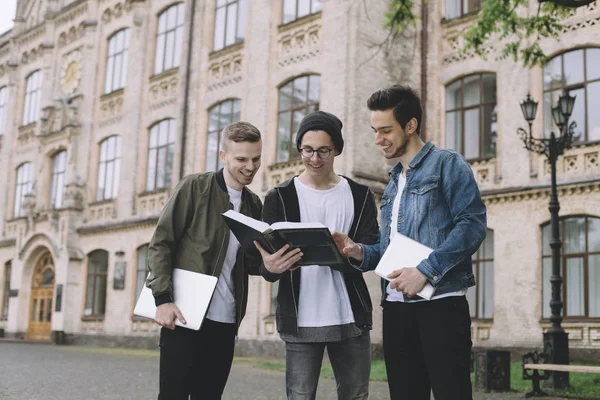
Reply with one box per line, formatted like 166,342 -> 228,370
254,242 -> 303,274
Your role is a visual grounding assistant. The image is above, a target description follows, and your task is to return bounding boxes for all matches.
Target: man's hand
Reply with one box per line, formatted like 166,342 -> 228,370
331,232 -> 363,261
388,268 -> 428,298
254,241 -> 303,274
155,303 -> 186,330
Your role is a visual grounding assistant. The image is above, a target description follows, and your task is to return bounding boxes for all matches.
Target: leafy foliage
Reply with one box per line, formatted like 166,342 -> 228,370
384,0 -> 594,67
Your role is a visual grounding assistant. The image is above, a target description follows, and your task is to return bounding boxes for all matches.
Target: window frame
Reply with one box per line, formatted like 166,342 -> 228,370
469,229 -> 494,320
146,119 -> 176,192
443,0 -> 482,20
282,0 -> 322,25
14,162 -> 33,218
96,136 -> 121,202
1,261 -> 11,320
0,86 -> 8,135
22,70 -> 42,126
104,29 -> 130,94
84,250 -> 109,317
213,0 -> 247,52
205,99 -> 241,172
50,150 -> 67,209
276,74 -> 320,164
154,3 -> 185,75
134,244 -> 149,308
445,73 -> 497,162
542,47 -> 600,143
542,215 -> 600,321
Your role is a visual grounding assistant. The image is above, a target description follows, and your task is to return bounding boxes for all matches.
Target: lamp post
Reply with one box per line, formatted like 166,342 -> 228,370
517,92 -> 577,389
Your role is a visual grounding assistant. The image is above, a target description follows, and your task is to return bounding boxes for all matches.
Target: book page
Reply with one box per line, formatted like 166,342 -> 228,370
270,221 -> 326,231
222,210 -> 270,232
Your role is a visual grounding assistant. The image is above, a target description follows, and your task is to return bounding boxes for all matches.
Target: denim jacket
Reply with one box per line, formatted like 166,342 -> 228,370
361,141 -> 487,300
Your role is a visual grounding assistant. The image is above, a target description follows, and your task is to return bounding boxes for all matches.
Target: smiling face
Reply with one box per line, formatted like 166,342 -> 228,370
220,139 -> 262,190
299,130 -> 336,177
370,108 -> 414,159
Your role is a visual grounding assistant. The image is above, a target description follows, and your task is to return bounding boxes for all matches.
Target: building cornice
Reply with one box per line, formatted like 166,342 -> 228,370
482,178 -> 600,205
0,239 -> 16,249
77,217 -> 158,235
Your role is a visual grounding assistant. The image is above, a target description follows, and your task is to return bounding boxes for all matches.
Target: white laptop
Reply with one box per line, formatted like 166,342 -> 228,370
134,268 -> 218,330
374,233 -> 436,300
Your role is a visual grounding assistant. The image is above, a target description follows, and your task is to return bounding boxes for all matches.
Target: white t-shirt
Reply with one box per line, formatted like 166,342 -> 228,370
386,171 -> 466,302
206,186 -> 242,323
294,177 -> 356,327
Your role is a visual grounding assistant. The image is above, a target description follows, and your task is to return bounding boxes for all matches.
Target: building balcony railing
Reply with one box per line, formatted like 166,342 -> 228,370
276,12 -> 321,68
266,159 -> 305,191
148,68 -> 179,111
86,200 -> 117,223
136,190 -> 169,218
98,89 -> 124,128
207,43 -> 244,92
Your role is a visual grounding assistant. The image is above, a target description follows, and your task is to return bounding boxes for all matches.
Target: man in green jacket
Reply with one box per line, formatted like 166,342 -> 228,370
147,121 -> 265,400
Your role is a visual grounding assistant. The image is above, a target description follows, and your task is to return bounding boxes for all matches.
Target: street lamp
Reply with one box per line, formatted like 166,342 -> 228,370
517,92 -> 577,389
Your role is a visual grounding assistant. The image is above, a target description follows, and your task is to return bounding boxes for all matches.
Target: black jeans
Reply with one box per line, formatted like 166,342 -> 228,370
382,296 -> 473,400
158,319 -> 237,400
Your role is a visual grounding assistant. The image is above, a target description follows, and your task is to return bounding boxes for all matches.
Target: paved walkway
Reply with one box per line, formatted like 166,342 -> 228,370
0,341 -> 572,399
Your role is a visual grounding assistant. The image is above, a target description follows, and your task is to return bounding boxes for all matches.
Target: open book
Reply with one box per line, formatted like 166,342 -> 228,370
222,210 -> 345,266
375,233 -> 437,300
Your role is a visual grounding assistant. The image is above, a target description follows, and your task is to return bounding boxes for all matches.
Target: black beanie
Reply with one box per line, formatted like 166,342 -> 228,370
296,111 -> 344,155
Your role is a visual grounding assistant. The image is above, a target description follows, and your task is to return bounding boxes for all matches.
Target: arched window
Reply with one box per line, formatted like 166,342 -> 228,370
155,3 -> 185,74
444,0 -> 481,20
0,86 -> 9,135
14,162 -> 33,218
445,73 -> 497,161
283,0 -> 322,24
270,281 -> 279,316
543,48 -> 600,142
1,261 -> 11,319
23,70 -> 42,126
542,216 -> 600,319
104,29 -> 130,94
135,245 -> 149,302
213,0 -> 247,51
147,119 -> 176,191
84,250 -> 109,316
206,99 -> 241,172
467,229 -> 494,319
97,136 -> 121,201
277,75 -> 320,163
50,150 -> 67,209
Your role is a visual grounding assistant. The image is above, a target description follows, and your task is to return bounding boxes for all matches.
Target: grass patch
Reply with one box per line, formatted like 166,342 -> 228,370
59,346 -> 159,357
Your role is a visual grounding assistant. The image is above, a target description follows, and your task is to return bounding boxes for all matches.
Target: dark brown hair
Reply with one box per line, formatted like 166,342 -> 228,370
220,121 -> 261,150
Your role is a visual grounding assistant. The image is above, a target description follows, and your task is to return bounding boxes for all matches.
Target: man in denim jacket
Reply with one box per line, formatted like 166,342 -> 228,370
333,85 -> 487,400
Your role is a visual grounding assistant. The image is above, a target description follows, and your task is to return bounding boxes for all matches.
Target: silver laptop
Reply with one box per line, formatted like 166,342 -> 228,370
134,268 -> 218,330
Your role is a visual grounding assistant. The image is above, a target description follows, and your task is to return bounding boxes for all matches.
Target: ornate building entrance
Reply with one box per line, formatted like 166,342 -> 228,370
26,253 -> 55,341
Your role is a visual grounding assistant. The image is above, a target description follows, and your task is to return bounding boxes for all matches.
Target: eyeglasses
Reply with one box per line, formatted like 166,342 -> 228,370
299,147 -> 334,159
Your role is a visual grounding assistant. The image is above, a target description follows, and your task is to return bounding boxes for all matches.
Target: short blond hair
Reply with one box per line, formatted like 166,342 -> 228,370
220,121 -> 261,151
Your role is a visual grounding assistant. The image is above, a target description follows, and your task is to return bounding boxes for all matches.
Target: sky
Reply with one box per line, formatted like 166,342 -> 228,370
1,0 -> 18,35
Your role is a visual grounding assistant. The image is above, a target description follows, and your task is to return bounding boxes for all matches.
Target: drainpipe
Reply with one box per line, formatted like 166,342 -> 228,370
179,0 -> 197,179
420,0 -> 428,140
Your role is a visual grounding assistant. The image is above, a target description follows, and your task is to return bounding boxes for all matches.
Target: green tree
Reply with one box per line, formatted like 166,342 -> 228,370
384,0 -> 596,67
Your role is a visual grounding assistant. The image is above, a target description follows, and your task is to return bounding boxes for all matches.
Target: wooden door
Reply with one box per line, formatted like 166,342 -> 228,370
27,253 -> 55,341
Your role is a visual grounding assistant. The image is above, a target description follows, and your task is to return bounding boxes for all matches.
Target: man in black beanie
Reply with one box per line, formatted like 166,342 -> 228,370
255,111 -> 379,400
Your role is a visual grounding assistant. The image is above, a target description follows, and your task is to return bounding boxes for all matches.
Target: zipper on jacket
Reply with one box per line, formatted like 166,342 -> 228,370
352,280 -> 368,310
351,187 -> 370,240
278,187 -> 299,325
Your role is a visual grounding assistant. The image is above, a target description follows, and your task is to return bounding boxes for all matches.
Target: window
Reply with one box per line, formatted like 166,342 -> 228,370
0,86 -> 8,135
542,216 -> 600,319
97,136 -> 121,201
50,151 -> 67,209
444,0 -> 481,19
543,48 -> 600,142
22,70 -> 42,126
1,261 -> 11,319
467,229 -> 494,319
104,29 -> 130,94
270,280 -> 279,316
14,162 -> 33,218
155,3 -> 185,74
445,73 -> 497,161
283,0 -> 322,24
147,119 -> 176,191
206,99 -> 241,171
277,75 -> 320,163
135,245 -> 149,302
213,0 -> 247,51
84,250 -> 108,316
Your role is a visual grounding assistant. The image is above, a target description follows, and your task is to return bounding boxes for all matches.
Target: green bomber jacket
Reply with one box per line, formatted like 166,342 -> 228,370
146,169 -> 265,329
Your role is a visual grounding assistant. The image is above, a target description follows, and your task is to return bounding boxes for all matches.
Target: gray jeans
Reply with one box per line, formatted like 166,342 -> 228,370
285,331 -> 371,400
